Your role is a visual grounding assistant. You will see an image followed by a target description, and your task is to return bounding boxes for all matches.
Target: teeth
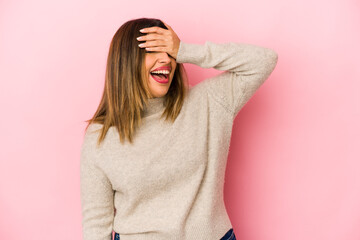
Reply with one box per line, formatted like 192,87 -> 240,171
151,70 -> 170,74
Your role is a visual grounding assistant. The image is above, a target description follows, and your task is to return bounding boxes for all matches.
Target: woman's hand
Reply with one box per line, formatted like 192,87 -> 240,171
137,22 -> 180,59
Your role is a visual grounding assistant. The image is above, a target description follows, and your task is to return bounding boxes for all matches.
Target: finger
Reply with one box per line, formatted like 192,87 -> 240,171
163,22 -> 173,31
141,40 -> 167,48
137,33 -> 163,41
140,26 -> 166,34
144,46 -> 168,52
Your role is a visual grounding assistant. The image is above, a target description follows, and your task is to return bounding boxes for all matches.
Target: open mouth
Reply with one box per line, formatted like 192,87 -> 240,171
150,70 -> 170,83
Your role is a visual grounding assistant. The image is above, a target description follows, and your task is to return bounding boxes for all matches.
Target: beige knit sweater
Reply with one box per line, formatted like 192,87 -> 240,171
80,40 -> 278,240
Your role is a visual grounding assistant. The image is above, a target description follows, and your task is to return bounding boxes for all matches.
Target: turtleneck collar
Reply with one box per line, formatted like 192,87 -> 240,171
141,96 -> 166,118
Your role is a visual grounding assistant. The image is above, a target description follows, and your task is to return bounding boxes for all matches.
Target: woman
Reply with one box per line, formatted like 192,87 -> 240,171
80,18 -> 278,240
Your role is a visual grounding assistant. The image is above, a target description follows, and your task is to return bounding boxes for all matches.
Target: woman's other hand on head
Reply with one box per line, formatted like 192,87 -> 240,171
137,22 -> 180,59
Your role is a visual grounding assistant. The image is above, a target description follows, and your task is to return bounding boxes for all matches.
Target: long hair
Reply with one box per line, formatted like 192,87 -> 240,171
84,18 -> 189,147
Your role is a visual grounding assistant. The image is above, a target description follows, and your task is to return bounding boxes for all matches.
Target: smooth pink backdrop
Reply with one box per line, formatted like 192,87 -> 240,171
0,0 -> 359,240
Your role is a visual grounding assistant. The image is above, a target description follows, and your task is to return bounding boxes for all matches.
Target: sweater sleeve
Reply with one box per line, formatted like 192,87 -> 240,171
175,40 -> 278,118
80,130 -> 115,240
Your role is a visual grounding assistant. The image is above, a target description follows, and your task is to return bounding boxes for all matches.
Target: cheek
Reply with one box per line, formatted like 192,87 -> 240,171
171,61 -> 177,74
144,55 -> 155,72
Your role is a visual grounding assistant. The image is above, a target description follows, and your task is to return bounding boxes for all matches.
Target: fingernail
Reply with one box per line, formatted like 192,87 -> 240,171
139,29 -> 145,32
136,37 -> 141,40
138,43 -> 144,47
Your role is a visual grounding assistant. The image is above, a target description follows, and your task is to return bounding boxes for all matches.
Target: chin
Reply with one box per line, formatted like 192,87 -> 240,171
151,89 -> 170,98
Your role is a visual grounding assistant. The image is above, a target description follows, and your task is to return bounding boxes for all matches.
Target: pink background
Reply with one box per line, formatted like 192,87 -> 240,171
1,0 -> 359,240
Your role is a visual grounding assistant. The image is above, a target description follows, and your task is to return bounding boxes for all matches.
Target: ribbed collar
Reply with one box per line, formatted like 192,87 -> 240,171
141,96 -> 165,118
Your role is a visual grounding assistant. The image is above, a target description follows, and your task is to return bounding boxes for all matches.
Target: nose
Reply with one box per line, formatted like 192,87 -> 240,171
157,52 -> 171,63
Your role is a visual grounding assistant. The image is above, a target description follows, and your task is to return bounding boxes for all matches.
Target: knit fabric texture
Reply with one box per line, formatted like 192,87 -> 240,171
80,40 -> 278,240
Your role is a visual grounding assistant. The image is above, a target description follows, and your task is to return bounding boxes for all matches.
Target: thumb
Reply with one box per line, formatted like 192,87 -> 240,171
163,22 -> 173,31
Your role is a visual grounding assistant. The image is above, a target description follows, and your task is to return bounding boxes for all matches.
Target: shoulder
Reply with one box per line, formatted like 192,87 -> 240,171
81,123 -> 104,153
83,123 -> 103,139
188,80 -> 209,101
187,76 -> 235,119
86,122 -> 103,133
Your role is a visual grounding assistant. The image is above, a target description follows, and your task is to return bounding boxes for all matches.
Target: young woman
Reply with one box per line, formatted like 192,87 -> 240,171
80,18 -> 278,240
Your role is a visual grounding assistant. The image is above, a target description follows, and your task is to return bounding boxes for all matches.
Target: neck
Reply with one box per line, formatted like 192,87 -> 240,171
141,96 -> 165,118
